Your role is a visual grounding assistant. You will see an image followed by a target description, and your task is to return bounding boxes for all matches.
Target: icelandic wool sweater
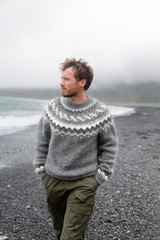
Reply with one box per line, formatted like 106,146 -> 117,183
34,96 -> 118,185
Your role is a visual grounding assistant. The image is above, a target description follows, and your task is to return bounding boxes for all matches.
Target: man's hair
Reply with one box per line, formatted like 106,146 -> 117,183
59,58 -> 94,91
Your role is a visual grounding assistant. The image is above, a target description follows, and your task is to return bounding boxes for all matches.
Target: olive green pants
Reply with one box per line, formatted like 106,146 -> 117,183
42,174 -> 97,240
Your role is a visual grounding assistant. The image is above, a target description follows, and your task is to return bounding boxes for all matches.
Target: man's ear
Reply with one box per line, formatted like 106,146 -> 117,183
80,79 -> 86,88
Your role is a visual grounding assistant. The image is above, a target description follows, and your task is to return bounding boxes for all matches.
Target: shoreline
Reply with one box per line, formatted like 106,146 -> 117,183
0,106 -> 160,239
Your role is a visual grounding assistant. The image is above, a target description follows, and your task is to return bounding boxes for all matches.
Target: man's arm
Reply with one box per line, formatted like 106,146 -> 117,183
96,119 -> 118,185
34,115 -> 51,178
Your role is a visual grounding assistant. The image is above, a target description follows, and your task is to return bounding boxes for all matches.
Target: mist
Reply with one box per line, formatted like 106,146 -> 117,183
0,0 -> 160,89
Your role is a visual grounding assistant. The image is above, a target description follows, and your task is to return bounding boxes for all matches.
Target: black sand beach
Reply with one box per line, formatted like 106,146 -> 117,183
0,106 -> 160,240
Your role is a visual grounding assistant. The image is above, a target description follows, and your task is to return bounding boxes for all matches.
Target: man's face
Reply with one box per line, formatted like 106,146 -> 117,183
60,67 -> 82,98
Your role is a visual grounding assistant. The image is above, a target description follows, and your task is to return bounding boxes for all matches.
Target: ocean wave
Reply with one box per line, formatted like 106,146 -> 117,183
0,114 -> 41,136
108,106 -> 135,117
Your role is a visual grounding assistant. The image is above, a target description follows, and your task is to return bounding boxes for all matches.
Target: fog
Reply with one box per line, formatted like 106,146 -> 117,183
0,0 -> 160,89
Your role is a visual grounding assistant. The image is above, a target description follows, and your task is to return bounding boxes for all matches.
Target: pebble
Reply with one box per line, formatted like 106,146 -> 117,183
0,237 -> 9,240
13,227 -> 20,233
25,205 -> 31,209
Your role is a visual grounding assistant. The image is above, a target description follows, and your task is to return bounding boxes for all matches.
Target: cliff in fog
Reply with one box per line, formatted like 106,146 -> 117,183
0,82 -> 160,103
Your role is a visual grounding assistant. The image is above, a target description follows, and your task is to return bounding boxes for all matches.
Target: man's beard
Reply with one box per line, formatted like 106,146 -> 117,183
61,91 -> 76,98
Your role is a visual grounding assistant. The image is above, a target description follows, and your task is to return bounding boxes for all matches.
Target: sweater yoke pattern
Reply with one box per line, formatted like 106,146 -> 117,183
44,97 -> 112,138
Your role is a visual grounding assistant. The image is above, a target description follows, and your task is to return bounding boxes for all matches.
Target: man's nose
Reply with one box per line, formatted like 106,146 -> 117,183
60,79 -> 64,86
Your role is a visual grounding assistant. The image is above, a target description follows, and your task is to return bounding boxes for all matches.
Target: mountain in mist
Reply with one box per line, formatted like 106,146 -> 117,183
90,81 -> 160,103
0,82 -> 160,103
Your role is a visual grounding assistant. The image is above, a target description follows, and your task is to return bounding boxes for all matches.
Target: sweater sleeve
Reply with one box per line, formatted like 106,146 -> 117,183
34,114 -> 51,178
95,118 -> 118,185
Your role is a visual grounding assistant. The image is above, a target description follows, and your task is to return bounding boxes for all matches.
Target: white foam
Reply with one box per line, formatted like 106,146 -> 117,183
0,114 -> 41,136
108,106 -> 135,117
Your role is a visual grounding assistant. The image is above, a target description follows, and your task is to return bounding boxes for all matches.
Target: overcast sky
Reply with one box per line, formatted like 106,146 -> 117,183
0,0 -> 160,89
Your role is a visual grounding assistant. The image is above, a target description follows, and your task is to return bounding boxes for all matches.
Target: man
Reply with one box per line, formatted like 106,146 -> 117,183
34,58 -> 118,240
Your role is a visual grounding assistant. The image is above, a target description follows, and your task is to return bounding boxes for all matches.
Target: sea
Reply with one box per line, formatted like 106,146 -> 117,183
0,96 -> 135,136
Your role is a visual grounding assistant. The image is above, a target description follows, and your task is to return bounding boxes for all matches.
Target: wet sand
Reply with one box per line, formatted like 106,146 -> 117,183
0,106 -> 160,240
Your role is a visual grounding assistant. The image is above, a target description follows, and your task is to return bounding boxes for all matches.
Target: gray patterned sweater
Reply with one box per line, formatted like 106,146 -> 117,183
34,96 -> 118,185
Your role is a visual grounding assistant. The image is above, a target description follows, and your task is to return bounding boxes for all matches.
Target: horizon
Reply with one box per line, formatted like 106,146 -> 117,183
0,81 -> 160,103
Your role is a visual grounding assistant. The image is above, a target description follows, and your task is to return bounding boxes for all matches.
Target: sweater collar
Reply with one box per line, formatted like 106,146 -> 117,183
62,96 -> 93,110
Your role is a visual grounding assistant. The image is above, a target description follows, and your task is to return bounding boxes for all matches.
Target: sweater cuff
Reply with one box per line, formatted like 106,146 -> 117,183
35,165 -> 46,179
95,169 -> 108,185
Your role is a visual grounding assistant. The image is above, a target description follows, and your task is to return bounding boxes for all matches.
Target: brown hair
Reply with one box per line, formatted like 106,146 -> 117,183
59,58 -> 94,90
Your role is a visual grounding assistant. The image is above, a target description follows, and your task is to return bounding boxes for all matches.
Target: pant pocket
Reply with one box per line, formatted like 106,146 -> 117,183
62,203 -> 91,240
66,190 -> 95,233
